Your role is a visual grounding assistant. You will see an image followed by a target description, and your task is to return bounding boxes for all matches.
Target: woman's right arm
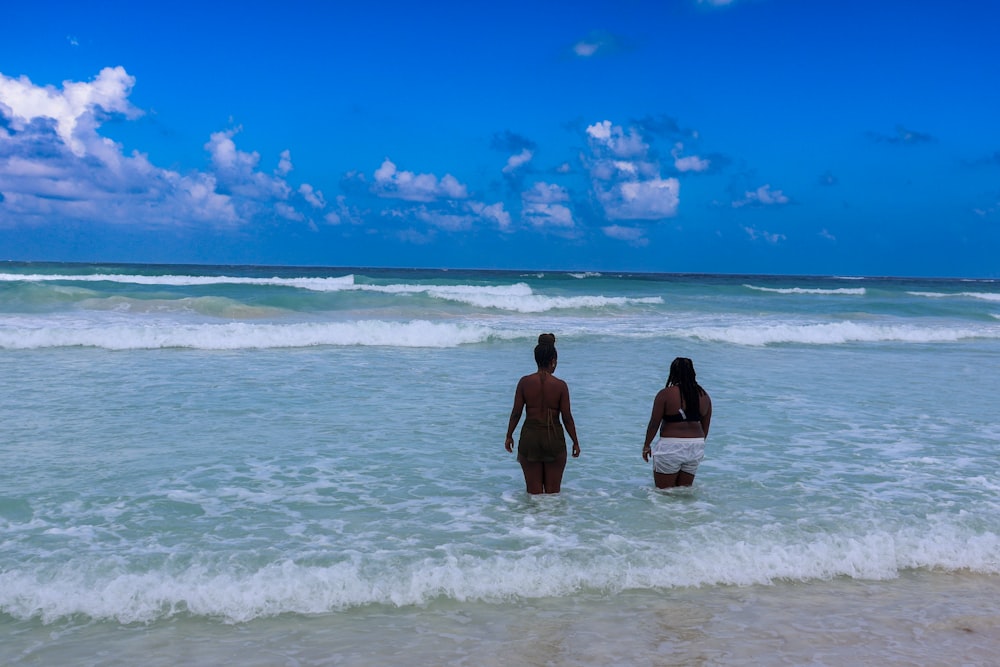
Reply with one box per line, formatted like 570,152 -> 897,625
505,378 -> 525,452
642,390 -> 665,461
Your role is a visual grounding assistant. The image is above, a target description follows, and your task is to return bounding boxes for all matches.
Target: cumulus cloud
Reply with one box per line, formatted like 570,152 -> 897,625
371,158 -> 468,202
0,66 -> 141,157
274,201 -> 304,221
277,149 -> 293,175
0,67 -> 312,230
584,119 -> 681,220
586,120 -> 648,159
672,143 -> 711,173
468,201 -> 512,230
323,195 -> 365,226
522,182 -> 574,228
205,127 -> 291,205
743,226 -> 786,243
502,148 -> 533,174
597,178 -> 680,220
299,183 -> 326,209
732,184 -> 790,208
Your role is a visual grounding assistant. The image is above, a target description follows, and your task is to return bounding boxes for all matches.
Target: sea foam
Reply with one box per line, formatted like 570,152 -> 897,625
0,320 -> 499,349
684,321 -> 997,346
0,273 -> 661,313
743,284 -> 866,296
2,522 -> 997,624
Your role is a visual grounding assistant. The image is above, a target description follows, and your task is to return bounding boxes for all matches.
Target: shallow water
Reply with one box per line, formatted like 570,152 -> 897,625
4,572 -> 999,666
1,264 -> 999,664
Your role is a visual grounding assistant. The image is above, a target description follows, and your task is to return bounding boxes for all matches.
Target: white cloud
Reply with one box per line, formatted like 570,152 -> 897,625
583,119 -> 681,220
275,201 -> 304,221
502,148 -> 533,174
372,158 -> 469,202
612,160 -> 638,176
0,145 -> 238,228
586,120 -> 648,158
732,184 -> 790,208
597,177 -> 680,220
522,182 -> 574,228
743,226 -> 786,243
299,183 -> 326,209
323,195 -> 365,226
468,201 -> 512,230
205,127 -> 291,203
0,67 -> 312,230
206,128 -> 258,172
672,143 -> 711,172
277,149 -> 293,176
0,66 -> 141,157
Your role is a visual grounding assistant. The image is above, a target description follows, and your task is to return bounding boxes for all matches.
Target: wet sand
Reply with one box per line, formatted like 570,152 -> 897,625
4,570 -> 999,666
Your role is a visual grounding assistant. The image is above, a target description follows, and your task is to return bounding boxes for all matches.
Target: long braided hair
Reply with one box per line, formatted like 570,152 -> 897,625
666,357 -> 704,419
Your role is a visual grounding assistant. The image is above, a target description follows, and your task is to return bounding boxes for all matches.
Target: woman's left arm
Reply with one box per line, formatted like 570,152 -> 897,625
559,381 -> 581,457
700,393 -> 712,438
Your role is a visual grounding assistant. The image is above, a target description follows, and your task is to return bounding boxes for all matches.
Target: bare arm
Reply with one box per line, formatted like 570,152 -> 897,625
700,393 -> 712,439
505,378 -> 525,452
642,390 -> 665,461
558,381 -> 581,457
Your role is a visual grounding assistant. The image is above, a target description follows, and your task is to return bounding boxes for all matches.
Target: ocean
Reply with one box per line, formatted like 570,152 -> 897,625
1,262 -> 998,666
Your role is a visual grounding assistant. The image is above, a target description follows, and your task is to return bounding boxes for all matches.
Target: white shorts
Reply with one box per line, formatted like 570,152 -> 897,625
651,437 -> 705,475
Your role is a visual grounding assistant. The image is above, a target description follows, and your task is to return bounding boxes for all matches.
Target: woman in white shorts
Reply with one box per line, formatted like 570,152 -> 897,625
642,357 -> 712,488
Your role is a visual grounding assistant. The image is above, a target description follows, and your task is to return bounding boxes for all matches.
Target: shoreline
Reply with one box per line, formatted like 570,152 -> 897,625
4,570 -> 999,666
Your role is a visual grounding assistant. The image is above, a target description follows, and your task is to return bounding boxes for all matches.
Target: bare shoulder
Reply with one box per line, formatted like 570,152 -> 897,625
548,375 -> 569,390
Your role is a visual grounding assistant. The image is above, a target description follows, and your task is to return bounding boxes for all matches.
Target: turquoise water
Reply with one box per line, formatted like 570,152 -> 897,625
1,263 -> 999,664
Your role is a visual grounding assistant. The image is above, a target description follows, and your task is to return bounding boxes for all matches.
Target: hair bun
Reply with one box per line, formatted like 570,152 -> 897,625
537,333 -> 556,345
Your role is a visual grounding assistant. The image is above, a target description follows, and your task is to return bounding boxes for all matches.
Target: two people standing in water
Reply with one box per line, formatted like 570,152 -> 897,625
506,336 -> 711,494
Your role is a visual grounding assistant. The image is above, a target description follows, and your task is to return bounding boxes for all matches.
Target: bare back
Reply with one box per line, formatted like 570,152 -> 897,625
517,371 -> 567,423
653,385 -> 712,438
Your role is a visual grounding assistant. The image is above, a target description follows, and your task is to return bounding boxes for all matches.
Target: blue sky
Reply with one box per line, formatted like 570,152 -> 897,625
1,0 -> 998,277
